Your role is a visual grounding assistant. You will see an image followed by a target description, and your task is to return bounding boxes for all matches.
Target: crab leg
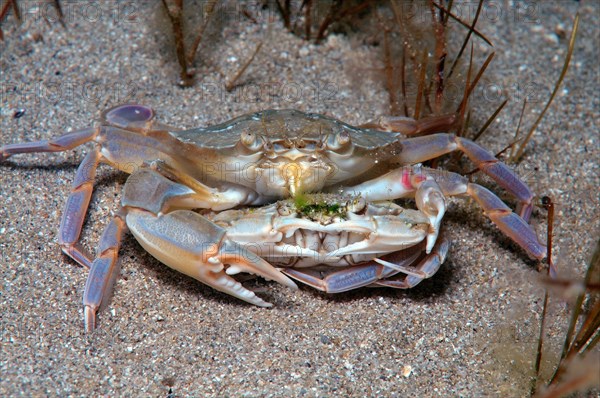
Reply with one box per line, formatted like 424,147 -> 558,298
1,128 -> 102,268
148,160 -> 269,209
1,105 -> 187,267
338,170 -> 445,253
81,166 -> 298,330
284,237 -> 449,293
370,236 -> 450,289
395,133 -> 535,220
283,242 -> 433,293
0,127 -> 99,161
126,208 -> 297,306
122,168 -> 296,301
83,213 -> 127,332
340,165 -> 545,260
58,147 -> 101,267
361,113 -> 457,136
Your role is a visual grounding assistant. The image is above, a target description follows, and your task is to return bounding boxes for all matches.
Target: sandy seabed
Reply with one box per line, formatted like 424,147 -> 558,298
0,1 -> 598,396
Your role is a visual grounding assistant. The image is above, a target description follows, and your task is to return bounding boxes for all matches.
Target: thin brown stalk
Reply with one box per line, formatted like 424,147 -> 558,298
442,0 -> 454,25
304,0 -> 312,40
225,41 -> 263,92
462,109 -> 471,139
383,28 -> 399,116
187,0 -> 219,65
561,239 -> 600,359
12,0 -> 21,20
275,0 -> 292,30
315,0 -> 342,44
532,291 -> 551,395
455,45 -> 474,139
570,302 -> 600,353
514,14 -> 579,162
53,0 -> 65,28
161,0 -> 193,86
531,196 -> 555,396
388,0 -> 402,29
316,0 -> 373,44
539,365 -> 600,398
541,278 -> 600,293
548,240 -> 599,386
414,50 -> 428,120
432,1 -> 492,47
447,0 -> 484,80
241,6 -> 258,24
457,98 -> 508,167
389,0 -> 408,47
510,99 -> 528,161
456,52 -> 495,115
0,0 -> 18,41
423,80 -> 433,115
472,99 -> 508,142
429,0 -> 446,113
401,44 -> 408,117
585,323 -> 600,351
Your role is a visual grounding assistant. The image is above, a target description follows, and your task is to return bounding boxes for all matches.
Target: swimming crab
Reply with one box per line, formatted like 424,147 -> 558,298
0,104 -> 546,331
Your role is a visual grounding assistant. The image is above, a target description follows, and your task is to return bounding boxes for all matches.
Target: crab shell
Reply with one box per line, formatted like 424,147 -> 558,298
168,109 -> 404,197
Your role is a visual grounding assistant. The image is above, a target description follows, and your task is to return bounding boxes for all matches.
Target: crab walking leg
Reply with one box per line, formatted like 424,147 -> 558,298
1,128 -> 102,267
394,133 -> 535,220
82,213 -> 127,332
0,106 -> 214,268
361,113 -> 457,136
56,147 -> 101,268
1,106 -> 169,266
0,127 -> 98,161
418,166 -> 546,260
0,105 -> 165,161
283,244 -> 425,293
1,126 -> 175,267
371,236 -> 450,289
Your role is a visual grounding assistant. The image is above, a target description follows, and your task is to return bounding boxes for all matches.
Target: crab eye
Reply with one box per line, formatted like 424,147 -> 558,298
347,196 -> 366,213
326,130 -> 351,151
337,130 -> 350,145
104,104 -> 154,127
277,203 -> 293,216
240,130 -> 257,147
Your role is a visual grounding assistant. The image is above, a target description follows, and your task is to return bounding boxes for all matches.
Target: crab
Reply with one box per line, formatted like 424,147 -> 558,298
0,104 -> 546,331
202,193 -> 451,292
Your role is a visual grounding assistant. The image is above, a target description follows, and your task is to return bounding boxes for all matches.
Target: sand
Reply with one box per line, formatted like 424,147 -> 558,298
0,1 -> 598,396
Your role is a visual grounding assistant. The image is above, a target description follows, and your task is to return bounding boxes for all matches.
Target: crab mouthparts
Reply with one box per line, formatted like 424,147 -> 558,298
284,163 -> 303,196
283,161 -> 331,197
257,158 -> 331,197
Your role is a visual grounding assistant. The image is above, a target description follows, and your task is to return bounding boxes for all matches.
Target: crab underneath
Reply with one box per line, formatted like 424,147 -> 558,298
0,104 -> 546,331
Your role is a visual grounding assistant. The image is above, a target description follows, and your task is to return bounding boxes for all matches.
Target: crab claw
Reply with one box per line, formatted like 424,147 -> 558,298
327,212 -> 429,257
126,209 -> 297,307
